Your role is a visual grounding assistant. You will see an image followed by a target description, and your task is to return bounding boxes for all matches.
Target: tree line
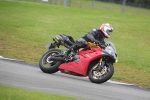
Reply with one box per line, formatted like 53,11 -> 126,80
96,0 -> 150,9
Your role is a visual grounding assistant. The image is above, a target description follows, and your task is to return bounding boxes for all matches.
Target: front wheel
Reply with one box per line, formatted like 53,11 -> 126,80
88,63 -> 114,84
39,49 -> 62,74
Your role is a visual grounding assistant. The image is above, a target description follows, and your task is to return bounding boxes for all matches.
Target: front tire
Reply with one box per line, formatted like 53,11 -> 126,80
88,63 -> 114,84
39,49 -> 62,74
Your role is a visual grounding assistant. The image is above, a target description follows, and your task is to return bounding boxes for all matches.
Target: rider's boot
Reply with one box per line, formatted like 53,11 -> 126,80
64,45 -> 78,61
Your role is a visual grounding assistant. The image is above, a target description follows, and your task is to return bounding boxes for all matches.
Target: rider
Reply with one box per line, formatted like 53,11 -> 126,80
65,23 -> 114,58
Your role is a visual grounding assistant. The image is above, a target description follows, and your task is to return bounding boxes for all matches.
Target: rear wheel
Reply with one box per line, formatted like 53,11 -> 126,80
39,49 -> 62,74
88,63 -> 114,83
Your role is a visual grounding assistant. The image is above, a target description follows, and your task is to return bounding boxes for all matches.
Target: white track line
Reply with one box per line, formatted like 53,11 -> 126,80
0,56 -> 24,62
107,80 -> 134,85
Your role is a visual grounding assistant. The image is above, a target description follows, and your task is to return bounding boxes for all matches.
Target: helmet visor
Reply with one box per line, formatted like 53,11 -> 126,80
106,29 -> 113,36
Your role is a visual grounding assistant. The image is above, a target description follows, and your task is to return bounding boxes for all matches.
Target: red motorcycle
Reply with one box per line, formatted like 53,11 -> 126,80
39,34 -> 118,83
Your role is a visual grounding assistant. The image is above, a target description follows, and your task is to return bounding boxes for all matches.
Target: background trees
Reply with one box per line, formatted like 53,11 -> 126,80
96,0 -> 150,9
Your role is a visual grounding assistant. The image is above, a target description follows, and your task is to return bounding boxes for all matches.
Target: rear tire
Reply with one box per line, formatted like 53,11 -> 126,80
88,63 -> 114,84
39,49 -> 62,74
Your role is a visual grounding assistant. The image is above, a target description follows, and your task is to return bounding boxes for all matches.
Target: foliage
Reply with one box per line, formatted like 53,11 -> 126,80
96,0 -> 150,8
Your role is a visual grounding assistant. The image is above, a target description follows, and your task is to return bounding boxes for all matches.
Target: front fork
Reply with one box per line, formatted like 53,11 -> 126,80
93,58 -> 105,70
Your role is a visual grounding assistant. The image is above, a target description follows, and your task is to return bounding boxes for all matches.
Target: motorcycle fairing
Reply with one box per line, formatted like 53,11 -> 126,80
59,48 -> 102,76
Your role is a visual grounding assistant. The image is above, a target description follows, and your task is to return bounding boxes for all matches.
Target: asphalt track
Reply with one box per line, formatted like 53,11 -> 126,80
0,58 -> 150,100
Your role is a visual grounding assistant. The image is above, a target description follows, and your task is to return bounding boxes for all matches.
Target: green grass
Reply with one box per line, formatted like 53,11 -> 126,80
0,85 -> 80,100
0,0 -> 150,89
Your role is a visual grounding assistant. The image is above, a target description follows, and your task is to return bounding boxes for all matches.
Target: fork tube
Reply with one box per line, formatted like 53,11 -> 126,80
100,58 -> 102,64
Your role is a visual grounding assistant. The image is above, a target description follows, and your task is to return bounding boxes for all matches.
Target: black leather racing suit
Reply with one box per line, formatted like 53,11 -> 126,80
65,28 -> 106,56
82,28 -> 106,46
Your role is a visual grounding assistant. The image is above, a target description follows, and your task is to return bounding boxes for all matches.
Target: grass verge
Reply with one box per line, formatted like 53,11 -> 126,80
0,85 -> 80,100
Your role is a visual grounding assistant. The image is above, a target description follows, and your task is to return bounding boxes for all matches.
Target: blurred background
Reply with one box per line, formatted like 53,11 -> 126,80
15,0 -> 150,13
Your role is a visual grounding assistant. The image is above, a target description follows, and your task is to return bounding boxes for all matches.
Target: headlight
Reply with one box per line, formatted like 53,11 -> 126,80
108,50 -> 113,55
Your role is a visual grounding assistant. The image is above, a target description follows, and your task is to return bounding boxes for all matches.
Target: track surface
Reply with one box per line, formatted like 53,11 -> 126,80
0,59 -> 150,100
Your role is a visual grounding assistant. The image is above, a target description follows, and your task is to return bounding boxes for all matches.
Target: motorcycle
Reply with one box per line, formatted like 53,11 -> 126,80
39,34 -> 118,84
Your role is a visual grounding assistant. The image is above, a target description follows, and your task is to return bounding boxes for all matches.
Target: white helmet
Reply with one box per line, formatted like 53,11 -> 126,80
100,23 -> 113,38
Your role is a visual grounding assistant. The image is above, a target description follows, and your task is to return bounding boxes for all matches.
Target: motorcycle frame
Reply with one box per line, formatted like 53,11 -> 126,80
46,39 -> 117,76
